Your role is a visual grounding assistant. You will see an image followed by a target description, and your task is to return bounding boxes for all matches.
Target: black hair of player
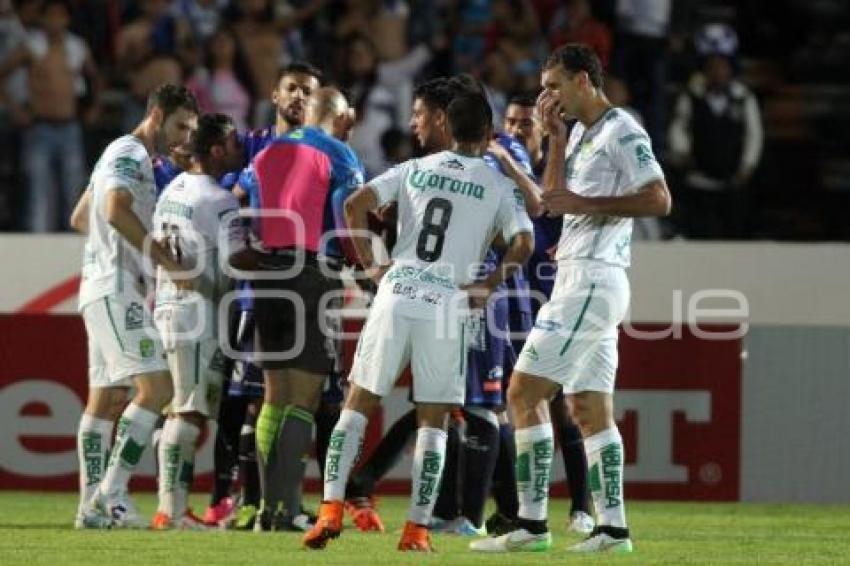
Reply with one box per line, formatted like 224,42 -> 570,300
278,61 -> 324,85
191,113 -> 235,158
450,73 -> 485,96
413,77 -> 458,112
41,0 -> 70,14
146,84 -> 200,121
447,93 -> 493,144
545,43 -> 604,89
507,92 -> 537,108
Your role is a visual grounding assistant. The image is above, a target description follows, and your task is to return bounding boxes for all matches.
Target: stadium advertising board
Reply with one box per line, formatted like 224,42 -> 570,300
0,311 -> 741,500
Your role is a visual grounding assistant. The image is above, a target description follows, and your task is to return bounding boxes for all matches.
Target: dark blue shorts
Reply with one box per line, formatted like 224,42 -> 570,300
465,293 -> 514,409
227,309 -> 265,399
322,371 -> 345,404
508,307 -> 534,359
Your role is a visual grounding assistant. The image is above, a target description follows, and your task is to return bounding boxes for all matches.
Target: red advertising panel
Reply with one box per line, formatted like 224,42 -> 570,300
0,315 -> 740,500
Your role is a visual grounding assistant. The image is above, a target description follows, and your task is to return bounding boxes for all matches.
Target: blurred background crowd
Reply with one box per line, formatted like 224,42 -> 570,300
1,0 -> 848,240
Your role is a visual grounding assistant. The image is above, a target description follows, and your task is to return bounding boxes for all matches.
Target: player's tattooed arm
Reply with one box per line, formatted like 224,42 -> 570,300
104,189 -> 191,287
542,178 -> 671,218
69,187 -> 91,234
344,186 -> 392,284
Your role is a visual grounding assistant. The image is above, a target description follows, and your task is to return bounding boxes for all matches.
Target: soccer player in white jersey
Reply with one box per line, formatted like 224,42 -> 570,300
471,44 -> 671,554
149,113 -> 246,529
303,92 -> 534,552
75,85 -> 199,529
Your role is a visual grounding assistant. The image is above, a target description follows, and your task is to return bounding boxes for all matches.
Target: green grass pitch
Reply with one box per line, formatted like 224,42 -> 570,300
1,491 -> 849,564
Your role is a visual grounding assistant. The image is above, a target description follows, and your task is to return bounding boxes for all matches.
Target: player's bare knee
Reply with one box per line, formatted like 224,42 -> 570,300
568,392 -> 611,436
506,378 -> 528,411
345,385 -> 381,416
288,376 -> 324,412
262,369 -> 288,406
416,404 -> 452,430
133,372 -> 173,410
85,387 -> 123,419
108,388 -> 129,420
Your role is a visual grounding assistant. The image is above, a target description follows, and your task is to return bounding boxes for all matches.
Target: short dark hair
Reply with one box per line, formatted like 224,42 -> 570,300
545,43 -> 604,88
449,73 -> 484,96
146,84 -> 199,120
413,77 -> 459,112
507,93 -> 537,108
278,61 -> 324,84
447,92 -> 493,143
42,0 -> 70,14
191,113 -> 235,157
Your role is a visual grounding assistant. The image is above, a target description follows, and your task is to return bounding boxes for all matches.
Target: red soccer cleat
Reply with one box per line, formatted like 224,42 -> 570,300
303,501 -> 344,550
345,496 -> 385,533
398,521 -> 434,552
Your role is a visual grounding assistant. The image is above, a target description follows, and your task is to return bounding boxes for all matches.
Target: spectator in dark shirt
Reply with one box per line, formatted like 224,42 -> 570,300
669,23 -> 763,239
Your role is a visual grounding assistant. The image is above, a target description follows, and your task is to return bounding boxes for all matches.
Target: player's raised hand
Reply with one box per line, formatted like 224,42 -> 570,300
542,188 -> 589,216
486,139 -> 513,166
536,91 -> 567,140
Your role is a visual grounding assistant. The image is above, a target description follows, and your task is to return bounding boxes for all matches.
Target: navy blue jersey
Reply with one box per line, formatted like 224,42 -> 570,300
524,142 -> 561,308
484,133 -> 534,318
465,133 -> 534,407
153,156 -> 183,197
220,126 -> 277,191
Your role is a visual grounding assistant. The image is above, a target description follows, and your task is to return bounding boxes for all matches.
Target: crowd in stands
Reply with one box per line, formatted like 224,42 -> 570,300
1,0 -> 848,239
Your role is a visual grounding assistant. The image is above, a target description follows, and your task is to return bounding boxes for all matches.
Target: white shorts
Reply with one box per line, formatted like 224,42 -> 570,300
515,262 -> 630,394
349,296 -> 466,405
163,338 -> 226,418
82,294 -> 168,388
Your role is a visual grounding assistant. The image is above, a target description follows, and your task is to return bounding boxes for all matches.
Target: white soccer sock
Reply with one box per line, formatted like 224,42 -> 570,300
585,426 -> 627,529
77,414 -> 113,511
408,427 -> 447,526
100,403 -> 158,499
158,417 -> 200,518
323,408 -> 367,502
515,423 -> 554,522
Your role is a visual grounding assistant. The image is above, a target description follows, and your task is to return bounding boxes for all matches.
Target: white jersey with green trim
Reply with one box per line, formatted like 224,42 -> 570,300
368,150 -> 533,318
153,172 -> 245,340
78,135 -> 157,310
555,108 -> 665,267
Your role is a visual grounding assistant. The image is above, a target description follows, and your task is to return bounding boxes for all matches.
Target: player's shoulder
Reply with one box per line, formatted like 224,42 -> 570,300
103,134 -> 148,160
605,108 -> 650,146
391,152 -> 435,175
206,181 -> 240,211
98,135 -> 150,180
297,126 -> 350,156
156,171 -> 187,199
460,154 -> 518,200
242,126 -> 274,148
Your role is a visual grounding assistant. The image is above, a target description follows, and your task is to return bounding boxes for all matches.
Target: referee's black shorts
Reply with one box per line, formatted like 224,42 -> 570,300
252,250 -> 343,374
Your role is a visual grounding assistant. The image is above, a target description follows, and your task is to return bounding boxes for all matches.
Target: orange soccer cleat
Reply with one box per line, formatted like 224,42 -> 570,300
302,501 -> 344,550
345,497 -> 385,533
397,521 -> 434,552
151,511 -> 172,530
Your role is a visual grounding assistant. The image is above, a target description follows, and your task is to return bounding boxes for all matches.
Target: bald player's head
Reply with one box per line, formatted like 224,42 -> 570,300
304,87 -> 356,141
